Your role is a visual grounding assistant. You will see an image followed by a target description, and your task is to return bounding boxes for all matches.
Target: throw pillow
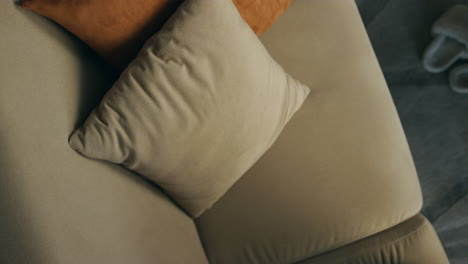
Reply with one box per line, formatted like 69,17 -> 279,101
68,0 -> 310,217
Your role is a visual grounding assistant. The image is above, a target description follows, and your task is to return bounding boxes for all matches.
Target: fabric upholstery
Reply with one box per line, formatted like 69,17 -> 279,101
0,3 -> 208,264
233,0 -> 291,35
0,0 -> 449,263
195,0 -> 426,263
20,0 -> 291,69
68,0 -> 310,218
20,0 -> 183,69
299,214 -> 449,264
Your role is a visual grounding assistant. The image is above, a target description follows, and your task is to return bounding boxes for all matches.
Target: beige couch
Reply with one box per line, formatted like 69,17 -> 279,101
0,0 -> 450,263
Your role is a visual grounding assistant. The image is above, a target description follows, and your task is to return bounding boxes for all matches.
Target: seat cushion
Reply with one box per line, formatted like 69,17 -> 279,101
0,3 -> 208,264
195,0 -> 423,263
299,214 -> 449,264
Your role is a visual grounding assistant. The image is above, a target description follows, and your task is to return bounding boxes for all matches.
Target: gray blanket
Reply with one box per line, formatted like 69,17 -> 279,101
357,0 -> 468,263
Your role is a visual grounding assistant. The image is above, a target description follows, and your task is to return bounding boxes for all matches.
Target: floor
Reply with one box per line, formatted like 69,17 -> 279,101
357,0 -> 468,262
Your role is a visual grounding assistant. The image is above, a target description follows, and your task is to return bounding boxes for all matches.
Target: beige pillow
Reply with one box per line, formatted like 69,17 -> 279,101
69,0 -> 310,218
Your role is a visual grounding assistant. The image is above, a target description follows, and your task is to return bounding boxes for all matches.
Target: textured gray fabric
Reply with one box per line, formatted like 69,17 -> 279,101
433,195 -> 468,264
423,35 -> 466,73
433,5 -> 468,46
357,0 -> 468,263
450,64 -> 468,93
422,5 -> 468,73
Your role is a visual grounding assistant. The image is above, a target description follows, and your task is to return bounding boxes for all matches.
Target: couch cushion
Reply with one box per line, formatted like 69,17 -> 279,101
298,214 -> 449,264
0,3 -> 208,264
195,0 -> 423,263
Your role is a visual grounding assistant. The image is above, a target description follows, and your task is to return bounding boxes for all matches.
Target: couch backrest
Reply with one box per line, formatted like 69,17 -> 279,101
0,2 -> 208,264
